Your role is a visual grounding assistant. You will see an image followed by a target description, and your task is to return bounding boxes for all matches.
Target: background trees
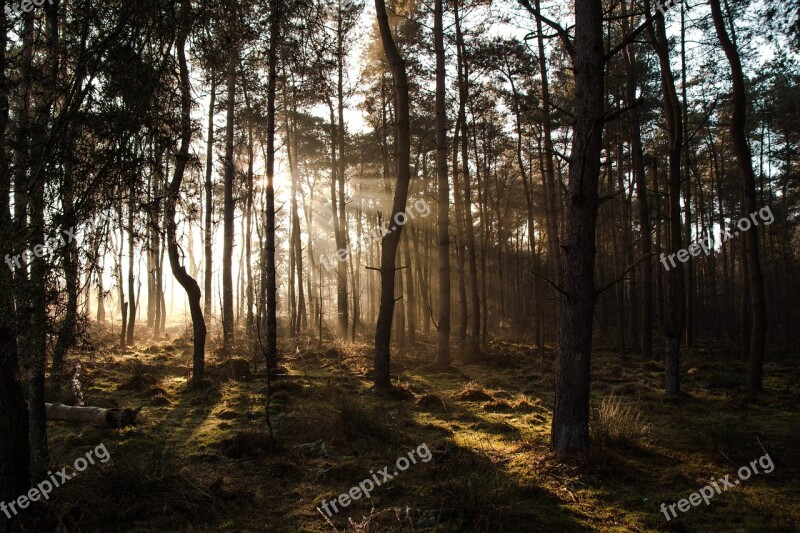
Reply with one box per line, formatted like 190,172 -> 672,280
0,2 -> 798,523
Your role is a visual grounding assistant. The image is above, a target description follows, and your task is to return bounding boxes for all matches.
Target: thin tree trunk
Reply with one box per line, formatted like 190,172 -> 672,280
646,0 -> 684,396
264,0 -> 281,374
434,0 -> 450,367
204,71 -> 216,318
621,0 -> 652,358
709,0 -> 767,392
222,46 -> 237,352
167,0 -> 206,386
374,0 -> 413,390
535,0 -> 562,285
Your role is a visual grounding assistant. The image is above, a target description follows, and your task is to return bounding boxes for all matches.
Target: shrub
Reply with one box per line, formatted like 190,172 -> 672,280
590,394 -> 650,448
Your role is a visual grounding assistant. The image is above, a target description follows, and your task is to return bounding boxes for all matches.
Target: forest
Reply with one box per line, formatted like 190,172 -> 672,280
0,0 -> 799,531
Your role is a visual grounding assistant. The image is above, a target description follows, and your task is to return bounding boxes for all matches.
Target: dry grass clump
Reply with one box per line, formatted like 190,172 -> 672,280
208,357 -> 251,381
119,359 -> 160,392
334,394 -> 387,440
590,394 -> 650,448
417,392 -> 448,411
453,382 -> 493,402
483,394 -> 539,413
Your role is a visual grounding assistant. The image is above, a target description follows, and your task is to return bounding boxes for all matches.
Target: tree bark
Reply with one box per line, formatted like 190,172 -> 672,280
709,0 -> 767,392
264,0 -> 281,374
222,43 -> 237,352
434,0 -> 450,369
551,0 -> 604,454
374,0 -> 412,390
621,0 -> 653,359
204,70 -> 216,318
0,5 -> 31,525
167,0 -> 206,386
645,0 -> 684,396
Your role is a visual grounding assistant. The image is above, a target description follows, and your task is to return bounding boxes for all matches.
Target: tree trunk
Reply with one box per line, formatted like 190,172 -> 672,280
127,180 -> 136,346
621,0 -> 652,358
204,71 -> 216,318
646,0 -> 684,396
374,0 -> 412,390
709,0 -> 767,392
435,0 -> 450,367
264,0 -> 281,374
0,7 -> 31,525
167,0 -> 206,387
551,0 -> 604,454
222,45 -> 237,352
535,0 -> 562,286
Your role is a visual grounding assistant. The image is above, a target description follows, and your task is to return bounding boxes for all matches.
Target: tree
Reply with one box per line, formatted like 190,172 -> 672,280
550,0 -> 604,453
434,0 -> 450,369
709,0 -> 767,392
373,0 -> 413,390
166,0 -> 207,387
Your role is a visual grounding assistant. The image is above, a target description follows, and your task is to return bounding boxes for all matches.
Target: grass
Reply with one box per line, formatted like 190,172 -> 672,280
32,328 -> 800,532
590,394 -> 651,448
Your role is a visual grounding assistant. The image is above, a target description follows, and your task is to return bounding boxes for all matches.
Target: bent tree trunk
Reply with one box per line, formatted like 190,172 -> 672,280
374,0 -> 413,390
551,0 -> 604,454
709,0 -> 767,392
166,0 -> 206,386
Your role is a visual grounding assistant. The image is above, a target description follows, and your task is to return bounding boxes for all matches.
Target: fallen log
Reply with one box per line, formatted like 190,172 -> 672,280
46,403 -> 142,429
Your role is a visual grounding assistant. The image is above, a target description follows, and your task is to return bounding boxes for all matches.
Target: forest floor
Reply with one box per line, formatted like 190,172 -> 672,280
25,324 -> 800,532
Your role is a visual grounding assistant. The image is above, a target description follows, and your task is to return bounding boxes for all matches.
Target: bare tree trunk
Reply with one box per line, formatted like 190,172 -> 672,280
374,0 -> 412,390
646,0 -> 684,396
551,0 -> 604,454
204,71 -> 216,318
167,0 -> 206,386
535,0 -> 562,285
222,46 -> 237,352
127,180 -> 136,346
244,89 -> 255,335
0,7 -> 31,524
709,0 -> 767,392
24,4 -> 58,471
621,0 -> 652,358
264,0 -> 281,374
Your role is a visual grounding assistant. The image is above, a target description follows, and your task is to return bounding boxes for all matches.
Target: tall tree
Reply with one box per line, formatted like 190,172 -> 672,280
434,0 -> 450,369
550,0 -> 604,453
222,21 -> 238,353
709,0 -> 767,392
0,3 -> 31,528
373,0 -> 412,390
166,0 -> 206,387
264,0 -> 281,374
